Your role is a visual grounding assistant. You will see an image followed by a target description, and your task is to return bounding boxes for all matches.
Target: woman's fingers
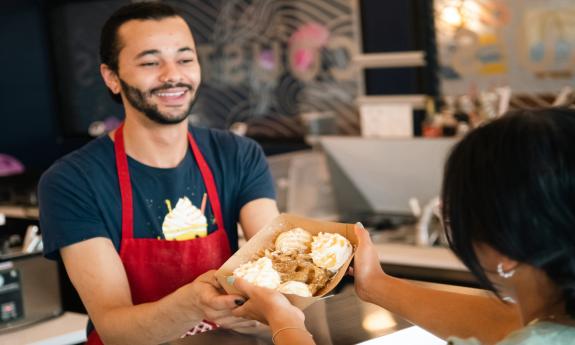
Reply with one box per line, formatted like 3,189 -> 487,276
232,277 -> 254,297
347,266 -> 354,276
231,301 -> 268,324
354,222 -> 371,246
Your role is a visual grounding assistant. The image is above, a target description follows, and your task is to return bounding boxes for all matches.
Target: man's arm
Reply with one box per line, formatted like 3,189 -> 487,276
239,198 -> 279,240
61,238 -> 248,345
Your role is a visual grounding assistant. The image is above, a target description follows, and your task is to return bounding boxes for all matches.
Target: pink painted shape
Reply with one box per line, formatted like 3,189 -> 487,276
0,154 -> 25,177
293,48 -> 315,72
258,50 -> 276,70
288,23 -> 330,72
289,22 -> 330,48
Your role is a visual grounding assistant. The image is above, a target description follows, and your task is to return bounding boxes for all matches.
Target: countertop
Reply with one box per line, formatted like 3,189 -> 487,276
0,205 -> 474,344
0,312 -> 88,345
166,282 -> 412,345
376,242 -> 476,287
165,281 -> 480,345
0,282 -> 478,345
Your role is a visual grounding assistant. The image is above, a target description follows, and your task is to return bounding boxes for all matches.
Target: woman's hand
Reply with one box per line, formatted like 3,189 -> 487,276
180,270 -> 255,329
231,277 -> 304,325
350,223 -> 389,302
232,278 -> 314,345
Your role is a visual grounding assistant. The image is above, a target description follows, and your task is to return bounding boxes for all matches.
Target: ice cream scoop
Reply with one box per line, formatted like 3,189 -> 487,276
275,227 -> 312,253
233,257 -> 281,289
310,232 -> 353,273
162,196 -> 207,240
277,281 -> 312,297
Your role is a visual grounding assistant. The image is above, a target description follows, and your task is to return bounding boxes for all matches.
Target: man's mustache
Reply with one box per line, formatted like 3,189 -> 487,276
149,83 -> 193,94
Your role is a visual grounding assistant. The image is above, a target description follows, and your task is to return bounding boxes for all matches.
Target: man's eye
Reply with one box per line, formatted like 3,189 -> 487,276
140,62 -> 158,67
180,59 -> 194,64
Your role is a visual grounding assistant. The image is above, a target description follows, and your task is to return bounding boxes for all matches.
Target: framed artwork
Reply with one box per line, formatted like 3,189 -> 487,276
435,0 -> 575,96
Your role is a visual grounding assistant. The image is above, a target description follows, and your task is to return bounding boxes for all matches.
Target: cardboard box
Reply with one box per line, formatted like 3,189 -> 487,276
215,213 -> 357,310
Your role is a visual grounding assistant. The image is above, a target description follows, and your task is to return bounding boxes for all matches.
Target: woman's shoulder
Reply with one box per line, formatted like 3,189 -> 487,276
498,322 -> 575,345
446,336 -> 482,345
447,322 -> 575,345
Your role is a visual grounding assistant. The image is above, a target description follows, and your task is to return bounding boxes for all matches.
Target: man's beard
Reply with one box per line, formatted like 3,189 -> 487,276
119,79 -> 197,125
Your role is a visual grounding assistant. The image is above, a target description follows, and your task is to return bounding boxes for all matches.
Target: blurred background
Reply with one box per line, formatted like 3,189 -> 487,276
1,1 -> 575,342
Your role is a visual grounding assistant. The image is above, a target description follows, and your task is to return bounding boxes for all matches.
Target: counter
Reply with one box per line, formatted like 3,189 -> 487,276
0,312 -> 87,345
376,243 -> 477,287
166,282 -> 459,345
0,281 -> 476,345
0,206 -> 474,344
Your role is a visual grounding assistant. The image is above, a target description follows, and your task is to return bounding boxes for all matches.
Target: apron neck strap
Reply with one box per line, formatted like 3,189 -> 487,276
187,130 -> 225,230
114,123 -> 135,239
114,123 -> 226,239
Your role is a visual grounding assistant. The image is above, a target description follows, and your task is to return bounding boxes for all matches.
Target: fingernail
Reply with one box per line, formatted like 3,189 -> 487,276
234,299 -> 245,306
355,222 -> 365,229
226,276 -> 235,285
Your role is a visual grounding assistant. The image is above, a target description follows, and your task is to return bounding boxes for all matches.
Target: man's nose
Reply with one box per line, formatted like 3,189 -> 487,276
159,62 -> 183,84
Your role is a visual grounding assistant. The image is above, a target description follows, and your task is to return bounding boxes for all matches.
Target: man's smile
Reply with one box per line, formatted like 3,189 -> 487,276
152,87 -> 191,105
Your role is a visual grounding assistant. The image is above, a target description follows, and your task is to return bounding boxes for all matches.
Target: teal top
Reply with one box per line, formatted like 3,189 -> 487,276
447,322 -> 575,345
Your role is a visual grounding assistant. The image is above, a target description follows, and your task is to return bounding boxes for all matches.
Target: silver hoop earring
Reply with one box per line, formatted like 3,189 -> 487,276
497,262 -> 515,279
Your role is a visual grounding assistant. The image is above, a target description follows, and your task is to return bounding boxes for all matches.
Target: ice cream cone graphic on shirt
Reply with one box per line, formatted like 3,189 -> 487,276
162,196 -> 208,240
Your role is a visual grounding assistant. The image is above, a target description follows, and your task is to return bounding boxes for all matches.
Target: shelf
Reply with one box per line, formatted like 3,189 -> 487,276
353,51 -> 426,68
0,206 -> 39,220
356,95 -> 427,110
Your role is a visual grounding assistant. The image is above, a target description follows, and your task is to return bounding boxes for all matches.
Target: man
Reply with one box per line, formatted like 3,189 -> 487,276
38,3 -> 279,345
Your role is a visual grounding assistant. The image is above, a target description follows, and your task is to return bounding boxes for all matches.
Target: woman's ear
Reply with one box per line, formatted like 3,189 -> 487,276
100,64 -> 121,95
487,245 -> 519,272
474,242 -> 519,272
498,256 -> 519,273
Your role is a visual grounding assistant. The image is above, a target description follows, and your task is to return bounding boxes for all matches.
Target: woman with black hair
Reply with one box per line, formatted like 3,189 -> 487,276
231,107 -> 575,344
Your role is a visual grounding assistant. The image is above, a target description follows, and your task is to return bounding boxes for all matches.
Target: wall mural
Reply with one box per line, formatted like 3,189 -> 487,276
50,0 -> 359,138
435,0 -> 575,96
165,0 -> 360,138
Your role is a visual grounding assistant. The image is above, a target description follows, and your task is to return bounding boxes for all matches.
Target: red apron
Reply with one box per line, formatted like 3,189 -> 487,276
87,124 -> 232,344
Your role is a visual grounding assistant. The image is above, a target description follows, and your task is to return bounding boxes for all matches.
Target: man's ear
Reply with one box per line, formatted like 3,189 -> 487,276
100,64 -> 121,95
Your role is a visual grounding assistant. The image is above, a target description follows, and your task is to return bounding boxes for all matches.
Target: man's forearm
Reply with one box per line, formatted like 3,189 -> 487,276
364,274 -> 522,344
94,286 -> 201,345
239,198 -> 279,240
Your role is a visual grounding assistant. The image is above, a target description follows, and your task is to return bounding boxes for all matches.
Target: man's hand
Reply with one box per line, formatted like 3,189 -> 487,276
181,270 -> 256,329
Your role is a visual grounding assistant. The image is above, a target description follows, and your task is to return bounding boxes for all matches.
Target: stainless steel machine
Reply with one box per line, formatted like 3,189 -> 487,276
0,213 -> 62,333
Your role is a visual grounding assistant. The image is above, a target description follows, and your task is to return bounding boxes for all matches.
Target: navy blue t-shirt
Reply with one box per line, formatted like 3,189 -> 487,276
39,126 -> 276,260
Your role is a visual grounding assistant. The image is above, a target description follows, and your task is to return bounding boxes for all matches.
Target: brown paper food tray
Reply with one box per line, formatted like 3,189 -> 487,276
216,213 -> 357,310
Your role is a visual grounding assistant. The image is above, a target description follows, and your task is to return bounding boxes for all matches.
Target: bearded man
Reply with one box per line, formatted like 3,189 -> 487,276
38,3 -> 278,344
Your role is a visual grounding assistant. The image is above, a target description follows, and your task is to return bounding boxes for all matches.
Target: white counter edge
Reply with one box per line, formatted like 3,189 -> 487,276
376,242 -> 468,271
0,312 -> 88,345
357,326 -> 444,345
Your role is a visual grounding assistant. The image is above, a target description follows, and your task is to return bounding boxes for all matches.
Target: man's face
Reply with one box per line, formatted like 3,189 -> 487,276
114,17 -> 201,124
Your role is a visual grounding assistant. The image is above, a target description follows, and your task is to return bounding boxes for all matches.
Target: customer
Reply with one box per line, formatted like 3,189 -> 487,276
232,108 -> 575,344
39,3 -> 278,345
